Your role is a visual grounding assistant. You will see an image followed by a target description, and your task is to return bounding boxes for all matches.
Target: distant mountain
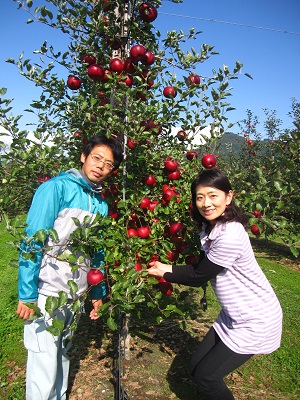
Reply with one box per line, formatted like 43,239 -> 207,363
217,132 -> 245,154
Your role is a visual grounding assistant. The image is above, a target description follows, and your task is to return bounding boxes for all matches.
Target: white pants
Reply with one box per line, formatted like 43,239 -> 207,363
24,294 -> 79,400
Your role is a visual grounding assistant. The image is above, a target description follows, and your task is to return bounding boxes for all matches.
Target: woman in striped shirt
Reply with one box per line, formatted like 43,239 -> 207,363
148,168 -> 283,400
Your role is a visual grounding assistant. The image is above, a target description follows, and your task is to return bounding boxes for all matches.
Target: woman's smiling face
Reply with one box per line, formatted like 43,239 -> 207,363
195,185 -> 233,225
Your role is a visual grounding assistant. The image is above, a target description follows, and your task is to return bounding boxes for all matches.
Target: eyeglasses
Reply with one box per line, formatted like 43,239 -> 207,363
90,154 -> 114,171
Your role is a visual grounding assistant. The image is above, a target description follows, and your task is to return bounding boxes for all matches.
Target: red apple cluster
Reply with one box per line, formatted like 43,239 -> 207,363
164,157 -> 181,180
66,43 -> 156,93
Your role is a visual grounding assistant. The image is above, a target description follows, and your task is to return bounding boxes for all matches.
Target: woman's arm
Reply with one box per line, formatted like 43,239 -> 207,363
148,256 -> 224,287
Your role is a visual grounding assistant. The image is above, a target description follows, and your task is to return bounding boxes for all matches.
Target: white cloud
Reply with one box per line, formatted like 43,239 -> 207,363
170,125 -> 219,149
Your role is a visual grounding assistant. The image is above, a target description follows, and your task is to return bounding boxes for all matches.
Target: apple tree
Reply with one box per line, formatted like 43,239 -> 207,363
215,101 -> 300,258
1,0 -> 253,330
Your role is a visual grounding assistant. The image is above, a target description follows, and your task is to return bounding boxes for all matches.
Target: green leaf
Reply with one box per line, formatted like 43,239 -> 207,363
290,246 -> 299,258
67,280 -> 78,295
71,298 -> 81,312
46,325 -> 60,336
45,296 -> 59,314
107,317 -> 118,331
274,181 -> 282,192
48,228 -> 59,242
52,318 -> 64,332
34,229 -> 47,242
58,291 -> 68,307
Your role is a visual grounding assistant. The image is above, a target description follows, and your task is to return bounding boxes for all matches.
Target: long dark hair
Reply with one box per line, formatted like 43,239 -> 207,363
191,168 -> 248,229
82,134 -> 123,169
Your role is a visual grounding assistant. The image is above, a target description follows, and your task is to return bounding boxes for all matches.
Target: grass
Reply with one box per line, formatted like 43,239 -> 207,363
0,220 -> 299,399
0,220 -> 26,399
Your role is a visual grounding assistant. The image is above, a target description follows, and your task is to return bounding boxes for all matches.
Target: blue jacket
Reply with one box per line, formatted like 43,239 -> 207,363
18,169 -> 108,302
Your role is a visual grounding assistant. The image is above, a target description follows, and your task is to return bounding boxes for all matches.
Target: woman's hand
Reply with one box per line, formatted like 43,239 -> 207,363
147,261 -> 173,279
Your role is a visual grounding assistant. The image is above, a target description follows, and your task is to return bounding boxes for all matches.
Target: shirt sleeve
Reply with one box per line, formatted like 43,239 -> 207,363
18,180 -> 61,302
207,223 -> 245,269
163,256 -> 224,287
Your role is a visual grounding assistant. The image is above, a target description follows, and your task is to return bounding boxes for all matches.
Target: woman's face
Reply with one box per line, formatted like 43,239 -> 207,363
195,185 -> 233,224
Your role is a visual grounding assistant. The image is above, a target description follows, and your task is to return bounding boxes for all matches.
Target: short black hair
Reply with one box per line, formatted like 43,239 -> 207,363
82,134 -> 123,169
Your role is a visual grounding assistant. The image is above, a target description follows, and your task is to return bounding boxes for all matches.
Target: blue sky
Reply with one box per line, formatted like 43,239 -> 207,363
1,0 -> 299,136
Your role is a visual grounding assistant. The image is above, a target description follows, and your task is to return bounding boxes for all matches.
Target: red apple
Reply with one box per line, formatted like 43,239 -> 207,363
176,241 -> 190,254
81,54 -> 96,65
139,3 -> 158,23
141,50 -> 155,66
142,174 -> 157,187
186,151 -> 198,160
103,68 -> 112,82
201,154 -> 217,169
135,263 -> 143,271
252,210 -> 262,219
127,228 -> 138,237
164,157 -> 178,172
163,86 -> 177,98
130,44 -> 147,61
169,222 -> 186,236
162,189 -> 177,204
177,130 -> 187,141
187,74 -> 201,85
166,249 -> 179,262
119,74 -> 133,86
185,255 -> 199,265
149,200 -> 159,212
102,0 -> 114,12
251,224 -> 261,236
87,269 -> 104,285
127,138 -> 138,149
137,226 -> 151,238
67,75 -> 81,90
167,170 -> 181,180
124,57 -> 138,74
108,208 -> 118,219
158,278 -> 173,296
38,174 -> 51,183
110,57 -> 124,73
88,64 -> 105,81
139,197 -> 151,209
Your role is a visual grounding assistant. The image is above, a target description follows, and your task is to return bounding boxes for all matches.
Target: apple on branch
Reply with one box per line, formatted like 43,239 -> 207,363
88,64 -> 105,81
164,157 -> 178,172
130,44 -> 147,62
139,3 -> 158,23
81,54 -> 96,65
67,75 -> 81,90
163,86 -> 177,99
250,224 -> 261,236
201,154 -> 217,169
142,174 -> 157,187
186,151 -> 198,160
110,57 -> 124,74
87,269 -> 104,285
137,226 -> 151,238
187,74 -> 201,85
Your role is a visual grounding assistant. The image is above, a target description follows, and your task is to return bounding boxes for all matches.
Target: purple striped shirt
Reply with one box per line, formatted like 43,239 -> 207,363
201,221 -> 283,354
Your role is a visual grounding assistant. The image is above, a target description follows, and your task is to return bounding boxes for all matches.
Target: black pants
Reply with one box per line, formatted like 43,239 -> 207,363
189,327 -> 253,400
